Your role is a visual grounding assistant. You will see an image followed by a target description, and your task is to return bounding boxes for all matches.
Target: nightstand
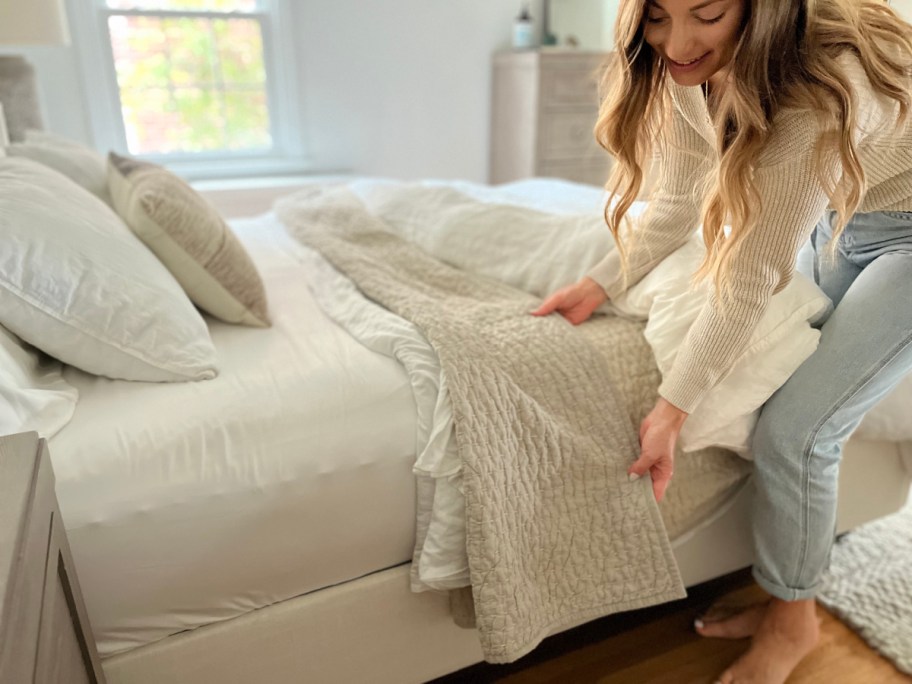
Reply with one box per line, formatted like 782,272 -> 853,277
0,432 -> 106,683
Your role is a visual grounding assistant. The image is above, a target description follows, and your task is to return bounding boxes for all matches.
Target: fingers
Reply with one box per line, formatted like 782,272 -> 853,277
628,465 -> 673,503
529,290 -> 566,316
530,283 -> 595,321
628,451 -> 674,503
534,298 -> 599,326
653,471 -> 672,503
627,452 -> 653,481
639,417 -> 650,446
563,302 -> 595,326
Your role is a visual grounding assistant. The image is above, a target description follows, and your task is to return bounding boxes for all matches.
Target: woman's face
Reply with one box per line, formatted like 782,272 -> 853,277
643,0 -> 747,87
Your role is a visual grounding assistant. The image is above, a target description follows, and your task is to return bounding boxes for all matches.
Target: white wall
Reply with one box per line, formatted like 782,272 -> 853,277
550,0 -> 604,50
291,1 -> 541,181
17,1 -> 547,183
550,0 -> 619,50
893,0 -> 912,21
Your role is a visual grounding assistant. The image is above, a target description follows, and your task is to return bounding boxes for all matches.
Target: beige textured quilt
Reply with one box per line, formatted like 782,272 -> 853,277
277,186 -> 750,663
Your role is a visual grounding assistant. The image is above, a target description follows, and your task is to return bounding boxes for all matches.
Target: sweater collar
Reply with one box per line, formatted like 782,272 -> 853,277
669,80 -> 717,149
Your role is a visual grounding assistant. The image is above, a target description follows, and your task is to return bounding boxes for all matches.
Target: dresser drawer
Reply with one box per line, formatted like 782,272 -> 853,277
540,66 -> 602,107
539,109 -> 604,161
489,50 -> 611,184
537,159 -> 613,187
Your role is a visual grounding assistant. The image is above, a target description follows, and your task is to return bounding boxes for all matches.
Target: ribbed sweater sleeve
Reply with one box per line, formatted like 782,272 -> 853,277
659,110 -> 834,413
584,110 -> 712,300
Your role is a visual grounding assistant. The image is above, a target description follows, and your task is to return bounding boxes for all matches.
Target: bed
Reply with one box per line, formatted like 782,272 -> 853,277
2,106 -> 911,683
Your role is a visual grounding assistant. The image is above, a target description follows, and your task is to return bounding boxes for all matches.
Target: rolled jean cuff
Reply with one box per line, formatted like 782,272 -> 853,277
751,565 -> 820,602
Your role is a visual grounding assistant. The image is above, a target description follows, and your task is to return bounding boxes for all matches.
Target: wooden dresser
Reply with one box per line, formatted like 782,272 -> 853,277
489,50 -> 613,187
0,432 -> 106,683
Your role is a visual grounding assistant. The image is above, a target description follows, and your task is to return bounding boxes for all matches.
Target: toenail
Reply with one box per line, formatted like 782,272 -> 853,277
694,618 -> 704,629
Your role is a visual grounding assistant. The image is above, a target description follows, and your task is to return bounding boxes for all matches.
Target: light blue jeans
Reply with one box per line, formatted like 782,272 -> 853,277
750,208 -> 912,601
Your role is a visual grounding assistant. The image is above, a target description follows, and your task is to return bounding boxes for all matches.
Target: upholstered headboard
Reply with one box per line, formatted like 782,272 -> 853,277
0,55 -> 44,142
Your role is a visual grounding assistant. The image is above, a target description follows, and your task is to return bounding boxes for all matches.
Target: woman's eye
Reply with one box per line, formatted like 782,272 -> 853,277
698,13 -> 725,24
646,15 -> 667,24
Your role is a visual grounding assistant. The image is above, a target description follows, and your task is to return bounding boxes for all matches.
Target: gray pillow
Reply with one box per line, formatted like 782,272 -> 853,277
108,152 -> 271,327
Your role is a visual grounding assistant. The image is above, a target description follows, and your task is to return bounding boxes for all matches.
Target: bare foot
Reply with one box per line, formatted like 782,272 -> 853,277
694,599 -> 771,639
715,597 -> 821,684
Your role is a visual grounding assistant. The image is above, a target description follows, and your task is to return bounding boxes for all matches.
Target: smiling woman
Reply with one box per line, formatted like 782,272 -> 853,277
643,0 -> 746,91
531,0 -> 912,682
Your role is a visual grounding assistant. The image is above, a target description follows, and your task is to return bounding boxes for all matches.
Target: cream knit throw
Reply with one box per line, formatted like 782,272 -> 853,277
277,186 -> 688,663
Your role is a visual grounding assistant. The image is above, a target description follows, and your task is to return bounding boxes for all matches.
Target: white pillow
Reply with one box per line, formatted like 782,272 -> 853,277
0,157 -> 218,382
607,234 -> 832,458
0,325 -> 78,440
7,129 -> 112,205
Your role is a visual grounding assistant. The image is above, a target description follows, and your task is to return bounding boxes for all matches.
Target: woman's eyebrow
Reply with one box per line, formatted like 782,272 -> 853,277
648,0 -> 726,12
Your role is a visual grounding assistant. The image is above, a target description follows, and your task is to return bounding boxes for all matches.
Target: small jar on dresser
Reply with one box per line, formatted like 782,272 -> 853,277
489,49 -> 614,187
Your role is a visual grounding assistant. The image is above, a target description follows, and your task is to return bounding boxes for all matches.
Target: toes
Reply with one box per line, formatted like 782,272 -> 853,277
694,618 -> 736,638
693,603 -> 768,640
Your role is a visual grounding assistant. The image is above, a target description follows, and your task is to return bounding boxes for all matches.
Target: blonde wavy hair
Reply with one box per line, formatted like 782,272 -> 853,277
596,0 -> 912,302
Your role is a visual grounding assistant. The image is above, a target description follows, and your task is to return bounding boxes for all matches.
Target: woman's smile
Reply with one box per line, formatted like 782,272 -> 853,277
666,51 -> 712,74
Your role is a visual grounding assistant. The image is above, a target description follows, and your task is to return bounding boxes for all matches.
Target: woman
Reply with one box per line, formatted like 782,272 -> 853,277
531,1 -> 912,682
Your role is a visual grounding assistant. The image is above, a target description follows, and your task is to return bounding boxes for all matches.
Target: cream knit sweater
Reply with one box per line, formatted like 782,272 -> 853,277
585,53 -> 912,414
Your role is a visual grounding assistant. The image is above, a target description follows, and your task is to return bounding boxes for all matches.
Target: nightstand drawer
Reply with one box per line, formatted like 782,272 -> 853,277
0,434 -> 106,684
540,110 -> 604,160
34,512 -> 94,684
0,434 -> 57,682
541,67 -> 602,107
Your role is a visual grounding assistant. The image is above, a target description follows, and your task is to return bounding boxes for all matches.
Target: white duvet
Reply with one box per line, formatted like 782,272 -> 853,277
293,177 -> 912,591
347,178 -> 833,459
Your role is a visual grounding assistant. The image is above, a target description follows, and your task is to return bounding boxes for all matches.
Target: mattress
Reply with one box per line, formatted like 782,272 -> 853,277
49,218 -> 421,657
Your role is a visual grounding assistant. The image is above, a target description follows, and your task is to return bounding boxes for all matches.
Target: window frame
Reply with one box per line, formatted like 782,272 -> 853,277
67,0 -> 308,179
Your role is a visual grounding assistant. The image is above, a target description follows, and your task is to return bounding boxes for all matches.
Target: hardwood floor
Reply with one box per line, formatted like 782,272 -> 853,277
431,567 -> 911,684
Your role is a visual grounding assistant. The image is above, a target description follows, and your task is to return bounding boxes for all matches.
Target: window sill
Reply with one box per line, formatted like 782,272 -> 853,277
164,157 -> 347,183
191,173 -> 359,220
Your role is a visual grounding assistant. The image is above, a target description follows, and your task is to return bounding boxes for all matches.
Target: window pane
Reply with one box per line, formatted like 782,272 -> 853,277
109,14 -> 272,155
106,0 -> 260,11
223,91 -> 271,149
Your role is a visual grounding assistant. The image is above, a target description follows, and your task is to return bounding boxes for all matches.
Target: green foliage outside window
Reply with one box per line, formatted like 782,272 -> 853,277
109,11 -> 272,155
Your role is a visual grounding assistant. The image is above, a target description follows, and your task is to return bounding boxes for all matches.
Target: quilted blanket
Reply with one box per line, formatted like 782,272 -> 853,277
277,186 -> 688,663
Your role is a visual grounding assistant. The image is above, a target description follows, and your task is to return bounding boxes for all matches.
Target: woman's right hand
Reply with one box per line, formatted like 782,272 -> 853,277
529,277 -> 608,325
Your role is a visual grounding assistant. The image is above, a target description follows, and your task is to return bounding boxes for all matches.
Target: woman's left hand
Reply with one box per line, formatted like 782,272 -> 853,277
628,397 -> 689,504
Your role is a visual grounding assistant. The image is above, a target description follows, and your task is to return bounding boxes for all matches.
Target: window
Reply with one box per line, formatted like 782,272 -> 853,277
69,0 -> 305,177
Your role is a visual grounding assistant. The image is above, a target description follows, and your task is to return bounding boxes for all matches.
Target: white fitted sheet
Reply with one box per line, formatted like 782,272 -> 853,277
49,217 -> 420,657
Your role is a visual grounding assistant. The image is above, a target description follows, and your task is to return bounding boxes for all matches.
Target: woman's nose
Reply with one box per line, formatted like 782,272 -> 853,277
664,26 -> 701,62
